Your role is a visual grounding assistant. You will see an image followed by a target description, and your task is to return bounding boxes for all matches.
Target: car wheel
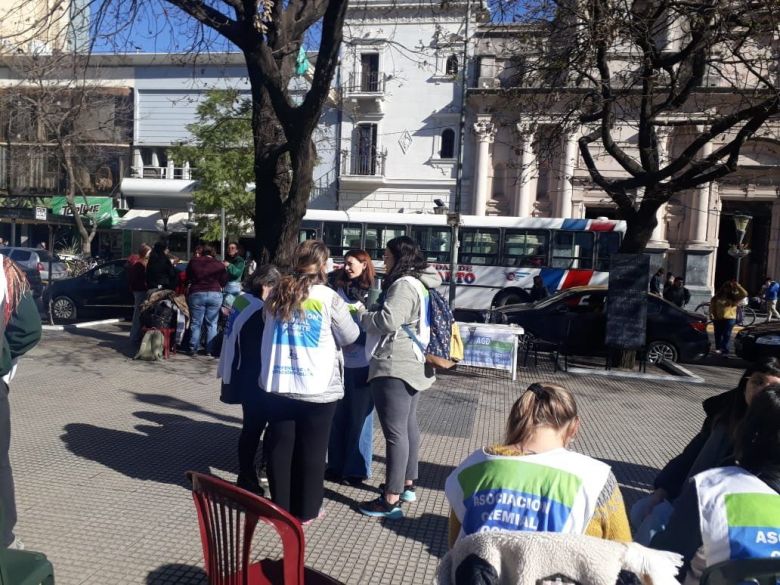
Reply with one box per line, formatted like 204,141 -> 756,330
646,340 -> 678,363
51,296 -> 77,322
494,290 -> 528,307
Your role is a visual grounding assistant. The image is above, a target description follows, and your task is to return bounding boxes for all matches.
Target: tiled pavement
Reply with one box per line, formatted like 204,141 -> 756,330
9,323 -> 744,584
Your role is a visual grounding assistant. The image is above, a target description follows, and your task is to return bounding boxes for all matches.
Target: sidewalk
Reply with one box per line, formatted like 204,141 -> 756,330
9,323 -> 743,584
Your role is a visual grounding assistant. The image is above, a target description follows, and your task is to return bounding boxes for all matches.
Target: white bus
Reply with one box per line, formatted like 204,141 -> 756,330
300,209 -> 627,310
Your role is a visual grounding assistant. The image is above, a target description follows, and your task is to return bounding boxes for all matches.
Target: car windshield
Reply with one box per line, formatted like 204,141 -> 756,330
37,250 -> 52,262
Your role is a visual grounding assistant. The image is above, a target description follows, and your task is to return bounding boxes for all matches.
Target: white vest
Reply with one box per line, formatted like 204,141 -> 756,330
444,448 -> 611,542
337,288 -> 369,369
260,284 -> 340,396
216,292 -> 264,384
365,275 -> 430,363
696,466 -> 780,565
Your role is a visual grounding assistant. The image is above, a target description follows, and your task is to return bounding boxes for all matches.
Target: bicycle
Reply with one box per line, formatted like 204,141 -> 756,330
695,301 -> 756,327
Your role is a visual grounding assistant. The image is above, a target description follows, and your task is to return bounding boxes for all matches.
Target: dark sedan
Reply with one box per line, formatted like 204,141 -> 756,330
492,286 -> 710,363
735,322 -> 780,361
42,259 -> 134,322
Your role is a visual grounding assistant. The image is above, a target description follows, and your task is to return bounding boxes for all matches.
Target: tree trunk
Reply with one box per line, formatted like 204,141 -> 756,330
62,148 -> 94,255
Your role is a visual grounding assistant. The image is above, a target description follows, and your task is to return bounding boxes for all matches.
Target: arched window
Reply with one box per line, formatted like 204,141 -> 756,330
445,55 -> 458,76
440,128 -> 456,159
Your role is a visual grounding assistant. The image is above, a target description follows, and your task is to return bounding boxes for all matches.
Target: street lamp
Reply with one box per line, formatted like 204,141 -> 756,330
185,201 -> 195,259
728,213 -> 752,282
447,211 -> 461,305
159,208 -> 172,234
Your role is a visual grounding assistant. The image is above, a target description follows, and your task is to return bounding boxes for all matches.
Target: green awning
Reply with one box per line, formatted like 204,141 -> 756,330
50,196 -> 119,228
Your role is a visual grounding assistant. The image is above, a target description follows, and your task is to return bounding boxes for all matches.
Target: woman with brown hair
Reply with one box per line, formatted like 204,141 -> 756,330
128,243 -> 151,344
710,280 -> 748,355
444,382 -> 630,547
260,240 -> 359,522
0,256 -> 43,549
326,249 -> 377,485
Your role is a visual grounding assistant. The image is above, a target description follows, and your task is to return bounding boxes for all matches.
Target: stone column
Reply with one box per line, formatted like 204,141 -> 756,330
473,117 -> 496,216
514,123 -> 537,217
132,148 -> 144,177
649,127 -> 672,246
559,129 -> 578,217
690,130 -> 713,244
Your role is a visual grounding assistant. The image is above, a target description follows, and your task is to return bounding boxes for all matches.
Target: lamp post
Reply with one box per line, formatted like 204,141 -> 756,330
159,208 -> 172,234
728,213 -> 752,282
185,201 -> 195,259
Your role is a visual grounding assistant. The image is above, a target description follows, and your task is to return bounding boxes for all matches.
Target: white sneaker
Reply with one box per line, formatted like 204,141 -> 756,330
8,536 -> 25,550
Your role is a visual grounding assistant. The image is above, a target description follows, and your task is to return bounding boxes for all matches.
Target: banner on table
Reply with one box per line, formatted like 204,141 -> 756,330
460,325 -> 517,372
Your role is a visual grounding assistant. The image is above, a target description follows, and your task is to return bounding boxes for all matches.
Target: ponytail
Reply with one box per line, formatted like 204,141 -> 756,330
505,382 -> 578,448
266,240 -> 329,322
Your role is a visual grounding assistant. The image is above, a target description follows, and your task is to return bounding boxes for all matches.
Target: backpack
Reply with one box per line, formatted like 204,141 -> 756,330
134,329 -> 164,361
141,300 -> 176,329
403,287 -> 462,370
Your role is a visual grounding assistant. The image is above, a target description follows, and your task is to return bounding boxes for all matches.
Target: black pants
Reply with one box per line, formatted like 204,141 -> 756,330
0,382 -> 16,547
238,396 -> 269,479
264,393 -> 337,521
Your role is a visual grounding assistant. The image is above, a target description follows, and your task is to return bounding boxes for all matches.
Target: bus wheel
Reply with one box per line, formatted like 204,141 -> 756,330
493,290 -> 528,307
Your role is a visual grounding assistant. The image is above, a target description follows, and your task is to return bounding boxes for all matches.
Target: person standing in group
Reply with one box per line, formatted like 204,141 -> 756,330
358,236 -> 442,519
218,264 -> 281,495
0,256 -> 43,549
223,242 -> 246,305
261,240 -> 359,522
445,383 -> 630,547
185,245 -> 228,357
762,276 -> 780,322
326,249 -> 376,485
145,242 -> 178,292
710,280 -> 748,356
128,243 -> 151,344
650,268 -> 665,296
663,276 -> 691,308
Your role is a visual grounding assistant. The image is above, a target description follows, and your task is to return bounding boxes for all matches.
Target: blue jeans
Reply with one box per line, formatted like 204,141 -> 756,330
713,318 -> 736,354
327,367 -> 374,479
188,291 -> 222,353
630,496 -> 674,545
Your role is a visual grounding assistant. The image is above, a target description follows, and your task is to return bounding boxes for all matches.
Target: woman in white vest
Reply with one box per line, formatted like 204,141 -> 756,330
260,240 -> 360,522
217,264 -> 280,496
326,249 -> 376,485
358,236 -> 442,519
651,385 -> 780,584
445,383 -> 632,547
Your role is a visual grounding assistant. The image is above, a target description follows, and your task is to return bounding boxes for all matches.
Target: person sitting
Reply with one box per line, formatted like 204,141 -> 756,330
529,275 -> 550,302
631,357 -> 780,544
444,382 -> 631,548
651,385 -> 780,584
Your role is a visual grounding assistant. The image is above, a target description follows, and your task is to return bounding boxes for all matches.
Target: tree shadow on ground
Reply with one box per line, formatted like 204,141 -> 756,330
61,411 -> 239,489
601,458 -> 660,510
371,454 -> 455,492
147,563 -> 207,584
129,392 -> 242,425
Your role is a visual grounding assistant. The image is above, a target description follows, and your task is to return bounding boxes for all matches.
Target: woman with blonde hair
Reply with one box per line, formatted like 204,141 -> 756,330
444,382 -> 631,547
128,243 -> 151,344
260,240 -> 359,522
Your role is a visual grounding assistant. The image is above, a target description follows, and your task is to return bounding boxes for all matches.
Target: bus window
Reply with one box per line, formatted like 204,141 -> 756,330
460,228 -> 500,265
298,228 -> 318,242
323,223 -> 362,258
365,224 -> 407,260
595,232 -> 621,271
503,229 -> 549,267
411,226 -> 451,263
551,231 -> 594,269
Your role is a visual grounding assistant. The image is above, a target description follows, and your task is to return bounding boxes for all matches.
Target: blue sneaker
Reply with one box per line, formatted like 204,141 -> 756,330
401,485 -> 416,503
358,496 -> 404,519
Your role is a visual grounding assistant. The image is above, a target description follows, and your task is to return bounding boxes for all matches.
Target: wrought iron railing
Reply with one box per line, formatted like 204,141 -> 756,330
340,148 -> 386,177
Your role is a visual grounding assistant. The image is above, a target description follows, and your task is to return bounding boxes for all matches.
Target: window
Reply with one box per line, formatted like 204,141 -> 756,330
92,262 -> 124,279
502,230 -> 549,267
353,124 -> 378,175
10,250 -> 31,262
365,225 -> 407,261
412,226 -> 451,263
460,228 -> 499,265
564,292 -> 606,314
360,53 -> 380,92
445,55 -> 458,76
551,231 -> 594,269
595,232 -> 621,271
298,228 -> 318,243
323,223 -> 362,258
440,129 -> 455,159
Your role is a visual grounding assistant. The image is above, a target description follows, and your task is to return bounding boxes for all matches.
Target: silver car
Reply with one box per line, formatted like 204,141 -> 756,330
0,247 -> 68,281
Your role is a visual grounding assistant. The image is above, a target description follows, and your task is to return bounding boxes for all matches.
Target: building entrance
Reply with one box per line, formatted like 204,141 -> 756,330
716,200 -> 771,295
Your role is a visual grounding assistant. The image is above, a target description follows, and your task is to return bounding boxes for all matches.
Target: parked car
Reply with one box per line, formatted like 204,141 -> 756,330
43,259 -> 134,322
735,322 -> 780,361
492,286 -> 710,363
0,247 -> 67,282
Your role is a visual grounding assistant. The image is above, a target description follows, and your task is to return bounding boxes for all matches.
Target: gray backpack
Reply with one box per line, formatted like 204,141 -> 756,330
134,330 -> 164,361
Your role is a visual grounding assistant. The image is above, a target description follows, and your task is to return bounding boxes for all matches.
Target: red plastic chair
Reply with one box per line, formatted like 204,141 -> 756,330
186,471 -> 343,585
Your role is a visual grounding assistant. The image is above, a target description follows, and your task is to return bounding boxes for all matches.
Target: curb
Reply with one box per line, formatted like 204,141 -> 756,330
566,361 -> 705,384
42,318 -> 124,332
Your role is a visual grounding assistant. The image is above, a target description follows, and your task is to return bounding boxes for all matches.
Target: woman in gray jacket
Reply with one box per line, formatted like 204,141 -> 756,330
359,236 -> 442,519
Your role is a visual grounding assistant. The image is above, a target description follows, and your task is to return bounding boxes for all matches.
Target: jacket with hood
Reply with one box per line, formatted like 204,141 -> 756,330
361,266 -> 442,391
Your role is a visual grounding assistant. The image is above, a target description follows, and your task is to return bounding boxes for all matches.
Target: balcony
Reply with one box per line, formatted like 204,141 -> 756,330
130,162 -> 194,180
344,72 -> 386,114
340,148 -> 387,188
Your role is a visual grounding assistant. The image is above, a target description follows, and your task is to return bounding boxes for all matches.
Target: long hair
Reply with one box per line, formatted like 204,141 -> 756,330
735,385 -> 780,492
505,382 -> 578,449
266,240 -> 329,321
138,243 -> 151,266
383,236 -> 427,291
3,257 -> 29,323
335,249 -> 375,291
715,357 -> 780,439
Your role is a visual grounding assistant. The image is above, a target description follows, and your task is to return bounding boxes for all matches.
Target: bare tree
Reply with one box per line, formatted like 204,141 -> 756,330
483,0 -> 780,252
0,53 -> 131,253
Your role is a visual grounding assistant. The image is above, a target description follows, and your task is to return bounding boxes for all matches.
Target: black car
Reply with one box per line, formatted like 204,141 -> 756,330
492,286 -> 710,363
735,322 -> 780,361
43,259 -> 134,322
